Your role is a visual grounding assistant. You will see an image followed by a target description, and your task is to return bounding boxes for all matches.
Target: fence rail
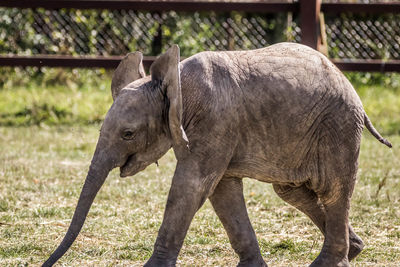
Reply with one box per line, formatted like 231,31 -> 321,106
3,0 -> 400,13
0,0 -> 298,12
0,54 -> 154,69
321,3 -> 400,14
1,0 -> 400,72
2,55 -> 400,72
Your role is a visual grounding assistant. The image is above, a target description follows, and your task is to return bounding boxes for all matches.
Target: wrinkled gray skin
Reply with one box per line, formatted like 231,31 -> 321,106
43,43 -> 392,267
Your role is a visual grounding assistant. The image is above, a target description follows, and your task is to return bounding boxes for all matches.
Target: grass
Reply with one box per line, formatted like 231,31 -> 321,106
0,70 -> 399,266
0,82 -> 112,127
0,68 -> 113,126
0,126 -> 399,266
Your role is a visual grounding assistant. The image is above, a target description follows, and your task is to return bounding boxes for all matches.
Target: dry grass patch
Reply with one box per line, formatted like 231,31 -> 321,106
0,126 -> 399,266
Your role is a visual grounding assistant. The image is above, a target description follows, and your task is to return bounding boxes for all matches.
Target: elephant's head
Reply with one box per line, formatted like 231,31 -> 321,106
43,45 -> 188,267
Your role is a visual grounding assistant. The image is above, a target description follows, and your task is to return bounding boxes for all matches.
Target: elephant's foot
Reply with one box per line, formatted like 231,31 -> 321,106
237,256 -> 268,267
348,232 -> 364,261
309,235 -> 362,267
143,256 -> 176,267
309,252 -> 349,267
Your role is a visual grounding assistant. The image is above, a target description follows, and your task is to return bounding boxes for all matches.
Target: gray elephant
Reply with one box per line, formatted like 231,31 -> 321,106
43,43 -> 391,267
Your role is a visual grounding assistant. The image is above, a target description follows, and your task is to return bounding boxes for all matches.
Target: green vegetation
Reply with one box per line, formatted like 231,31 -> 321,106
347,72 -> 400,135
0,68 -> 112,126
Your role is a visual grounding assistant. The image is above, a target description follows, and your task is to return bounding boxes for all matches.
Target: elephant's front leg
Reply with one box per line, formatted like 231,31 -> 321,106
144,160 -> 226,267
209,177 -> 267,267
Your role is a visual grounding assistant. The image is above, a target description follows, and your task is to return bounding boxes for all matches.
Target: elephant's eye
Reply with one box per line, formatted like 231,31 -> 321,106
122,130 -> 135,140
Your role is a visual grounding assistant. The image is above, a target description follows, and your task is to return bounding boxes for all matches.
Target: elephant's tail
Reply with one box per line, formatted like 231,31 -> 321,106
364,113 -> 392,148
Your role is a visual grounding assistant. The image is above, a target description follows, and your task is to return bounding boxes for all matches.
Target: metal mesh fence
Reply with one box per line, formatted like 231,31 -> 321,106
0,7 -> 399,60
0,8 -> 295,57
325,13 -> 400,59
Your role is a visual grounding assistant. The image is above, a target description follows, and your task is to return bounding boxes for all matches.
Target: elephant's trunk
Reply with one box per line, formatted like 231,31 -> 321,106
43,152 -> 112,267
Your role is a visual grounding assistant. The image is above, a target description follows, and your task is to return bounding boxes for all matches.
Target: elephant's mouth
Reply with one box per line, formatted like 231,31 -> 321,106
120,154 -> 147,178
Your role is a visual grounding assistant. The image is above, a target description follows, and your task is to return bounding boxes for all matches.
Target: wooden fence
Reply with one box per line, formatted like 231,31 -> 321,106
1,0 -> 400,72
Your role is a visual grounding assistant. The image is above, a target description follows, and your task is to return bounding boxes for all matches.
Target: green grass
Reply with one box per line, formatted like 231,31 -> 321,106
0,126 -> 399,266
0,82 -> 112,126
357,85 -> 400,135
0,68 -> 113,126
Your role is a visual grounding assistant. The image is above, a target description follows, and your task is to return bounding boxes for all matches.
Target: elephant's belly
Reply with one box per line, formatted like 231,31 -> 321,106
225,157 -> 313,186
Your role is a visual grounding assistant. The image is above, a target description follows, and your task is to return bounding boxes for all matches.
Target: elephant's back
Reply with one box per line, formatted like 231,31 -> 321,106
232,43 -> 363,120
180,43 -> 364,136
181,42 -> 359,102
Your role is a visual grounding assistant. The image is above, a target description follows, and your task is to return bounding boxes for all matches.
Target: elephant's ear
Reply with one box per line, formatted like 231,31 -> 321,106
150,45 -> 189,155
111,52 -> 146,100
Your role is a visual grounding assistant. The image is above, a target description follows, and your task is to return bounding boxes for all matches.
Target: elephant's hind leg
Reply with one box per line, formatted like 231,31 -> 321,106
273,184 -> 364,262
308,125 -> 363,266
311,188 -> 352,266
209,177 -> 267,267
347,225 -> 364,261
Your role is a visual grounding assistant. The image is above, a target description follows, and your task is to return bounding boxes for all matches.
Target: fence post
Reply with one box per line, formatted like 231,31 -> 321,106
300,0 -> 321,50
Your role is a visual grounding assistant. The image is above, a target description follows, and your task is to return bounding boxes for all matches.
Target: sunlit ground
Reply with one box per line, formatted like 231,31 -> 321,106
0,126 -> 399,266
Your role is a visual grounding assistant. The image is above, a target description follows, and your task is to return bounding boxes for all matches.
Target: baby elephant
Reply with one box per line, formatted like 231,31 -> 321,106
43,43 -> 391,267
